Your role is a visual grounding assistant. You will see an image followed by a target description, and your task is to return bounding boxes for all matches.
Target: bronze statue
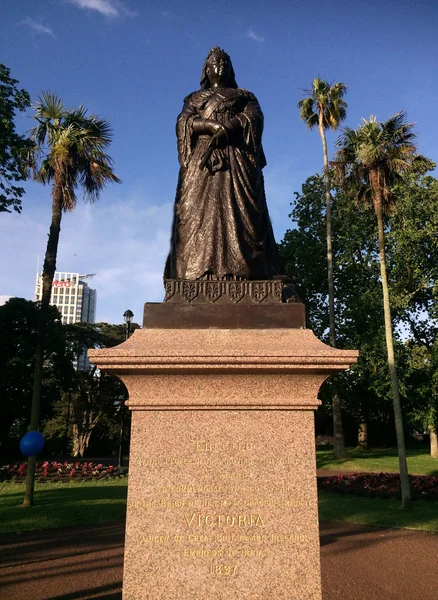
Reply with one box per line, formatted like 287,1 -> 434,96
164,47 -> 284,283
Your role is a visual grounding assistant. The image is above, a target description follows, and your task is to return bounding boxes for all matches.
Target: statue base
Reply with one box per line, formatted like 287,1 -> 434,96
163,278 -> 298,304
89,305 -> 358,600
143,302 -> 306,329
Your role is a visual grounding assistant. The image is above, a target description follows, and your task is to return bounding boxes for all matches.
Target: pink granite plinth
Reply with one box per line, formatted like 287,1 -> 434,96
89,327 -> 357,600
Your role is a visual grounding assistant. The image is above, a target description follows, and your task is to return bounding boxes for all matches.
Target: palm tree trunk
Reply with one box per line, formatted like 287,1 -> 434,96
319,119 -> 336,348
372,174 -> 411,507
318,115 -> 346,460
23,178 -> 63,507
428,425 -> 438,458
357,420 -> 368,450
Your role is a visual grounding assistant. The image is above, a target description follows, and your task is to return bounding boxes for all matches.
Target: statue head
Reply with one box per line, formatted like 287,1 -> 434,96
200,46 -> 238,89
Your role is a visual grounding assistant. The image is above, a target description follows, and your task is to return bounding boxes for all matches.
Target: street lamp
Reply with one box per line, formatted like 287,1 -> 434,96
118,310 -> 134,468
123,309 -> 134,340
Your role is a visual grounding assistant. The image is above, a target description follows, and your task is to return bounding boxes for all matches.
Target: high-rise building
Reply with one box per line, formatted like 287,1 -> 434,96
34,271 -> 97,369
34,271 -> 97,325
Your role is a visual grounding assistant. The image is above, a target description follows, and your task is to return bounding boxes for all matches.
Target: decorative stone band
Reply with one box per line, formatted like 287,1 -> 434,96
89,328 -> 358,411
163,279 -> 298,304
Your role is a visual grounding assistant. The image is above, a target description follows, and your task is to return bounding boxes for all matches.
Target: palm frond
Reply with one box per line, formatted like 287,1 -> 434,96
298,97 -> 318,128
35,158 -> 55,184
30,94 -> 120,209
299,78 -> 348,132
331,111 -> 422,213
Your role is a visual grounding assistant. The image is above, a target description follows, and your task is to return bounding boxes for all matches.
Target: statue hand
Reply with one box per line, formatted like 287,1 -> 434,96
205,119 -> 228,139
192,118 -> 228,140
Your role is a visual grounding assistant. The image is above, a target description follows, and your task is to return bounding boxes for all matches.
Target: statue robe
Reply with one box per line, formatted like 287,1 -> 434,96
164,87 -> 283,281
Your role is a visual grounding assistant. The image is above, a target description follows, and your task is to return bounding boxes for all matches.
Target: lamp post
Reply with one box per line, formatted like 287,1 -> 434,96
123,309 -> 134,340
118,310 -> 134,468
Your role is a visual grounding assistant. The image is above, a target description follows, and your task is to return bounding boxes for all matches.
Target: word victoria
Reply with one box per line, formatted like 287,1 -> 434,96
184,512 -> 264,528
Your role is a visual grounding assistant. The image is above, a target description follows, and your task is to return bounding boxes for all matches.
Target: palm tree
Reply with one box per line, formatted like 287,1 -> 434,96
330,111 -> 425,508
23,93 -> 120,506
298,79 -> 348,458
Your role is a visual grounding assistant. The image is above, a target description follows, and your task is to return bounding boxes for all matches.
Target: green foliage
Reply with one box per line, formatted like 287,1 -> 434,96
0,298 -> 75,455
298,78 -> 347,131
30,92 -> 121,211
280,169 -> 438,443
279,175 -> 328,334
0,64 -> 31,213
42,321 -> 139,456
65,321 -> 140,351
330,112 -> 428,211
0,298 -> 139,458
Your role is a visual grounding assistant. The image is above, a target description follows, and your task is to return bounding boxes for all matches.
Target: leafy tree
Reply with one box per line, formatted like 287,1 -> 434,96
0,298 -> 74,455
281,170 -> 438,455
0,64 -> 31,213
330,112 -> 428,507
280,176 -> 393,447
23,93 -> 120,506
66,321 -> 139,350
70,366 -> 125,457
404,342 -> 438,457
387,169 -> 438,456
298,79 -> 348,458
43,321 -> 139,457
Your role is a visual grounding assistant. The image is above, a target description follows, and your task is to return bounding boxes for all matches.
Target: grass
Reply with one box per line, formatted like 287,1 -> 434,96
316,446 -> 438,476
318,490 -> 438,532
0,479 -> 127,535
1,452 -> 438,535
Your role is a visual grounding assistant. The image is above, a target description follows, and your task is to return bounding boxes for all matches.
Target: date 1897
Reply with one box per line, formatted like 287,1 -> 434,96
209,564 -> 238,576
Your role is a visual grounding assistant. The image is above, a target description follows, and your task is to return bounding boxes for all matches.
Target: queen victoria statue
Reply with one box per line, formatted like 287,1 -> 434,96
164,47 -> 293,304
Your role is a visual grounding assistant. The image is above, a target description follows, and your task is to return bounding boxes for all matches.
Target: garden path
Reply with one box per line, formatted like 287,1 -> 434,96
0,520 -> 437,599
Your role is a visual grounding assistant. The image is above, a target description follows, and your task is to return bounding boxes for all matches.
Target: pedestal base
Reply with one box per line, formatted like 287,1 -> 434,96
124,410 -> 321,600
89,310 -> 357,600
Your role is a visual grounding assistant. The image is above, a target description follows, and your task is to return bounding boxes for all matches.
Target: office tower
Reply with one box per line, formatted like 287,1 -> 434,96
34,271 -> 97,369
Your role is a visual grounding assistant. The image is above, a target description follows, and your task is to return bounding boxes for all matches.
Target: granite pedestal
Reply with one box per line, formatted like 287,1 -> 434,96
89,304 -> 357,600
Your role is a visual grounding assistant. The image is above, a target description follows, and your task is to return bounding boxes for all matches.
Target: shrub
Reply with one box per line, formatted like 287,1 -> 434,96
0,461 -> 127,483
318,472 -> 438,501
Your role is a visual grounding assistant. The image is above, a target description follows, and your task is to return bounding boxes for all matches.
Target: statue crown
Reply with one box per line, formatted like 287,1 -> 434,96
207,46 -> 229,61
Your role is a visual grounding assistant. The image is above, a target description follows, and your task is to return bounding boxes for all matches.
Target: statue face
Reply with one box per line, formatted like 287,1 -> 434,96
206,54 -> 231,86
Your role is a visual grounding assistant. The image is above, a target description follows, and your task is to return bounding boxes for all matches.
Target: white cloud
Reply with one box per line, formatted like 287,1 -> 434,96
68,0 -> 137,18
19,18 -> 55,37
0,295 -> 12,306
161,10 -> 176,19
247,28 -> 265,43
0,186 -> 173,325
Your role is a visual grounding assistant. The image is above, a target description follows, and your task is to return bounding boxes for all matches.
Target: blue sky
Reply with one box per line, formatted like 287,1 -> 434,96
1,0 -> 437,324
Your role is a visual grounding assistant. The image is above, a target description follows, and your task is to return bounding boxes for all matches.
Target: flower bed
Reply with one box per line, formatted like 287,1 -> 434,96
318,472 -> 438,501
0,461 -> 128,483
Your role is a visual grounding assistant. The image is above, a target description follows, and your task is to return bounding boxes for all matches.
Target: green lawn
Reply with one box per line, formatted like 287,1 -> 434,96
316,446 -> 438,476
318,490 -> 438,532
0,479 -> 127,534
1,477 -> 437,535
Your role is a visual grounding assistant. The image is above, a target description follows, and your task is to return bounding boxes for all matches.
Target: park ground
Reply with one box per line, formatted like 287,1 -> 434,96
1,446 -> 438,535
1,447 -> 438,599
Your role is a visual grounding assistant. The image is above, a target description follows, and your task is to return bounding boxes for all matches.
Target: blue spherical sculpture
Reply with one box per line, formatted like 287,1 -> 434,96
20,431 -> 45,456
